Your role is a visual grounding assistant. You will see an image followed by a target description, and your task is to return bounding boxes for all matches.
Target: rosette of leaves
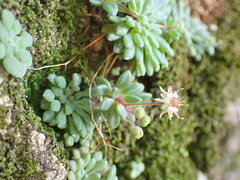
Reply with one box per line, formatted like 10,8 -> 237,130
0,9 -> 33,78
41,73 -> 96,147
97,70 -> 152,139
121,159 -> 144,179
171,2 -> 217,61
129,160 -> 145,179
89,0 -> 129,16
68,140 -> 118,180
100,0 -> 175,76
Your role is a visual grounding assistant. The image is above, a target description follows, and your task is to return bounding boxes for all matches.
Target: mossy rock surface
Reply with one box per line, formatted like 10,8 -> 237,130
1,0 -> 240,179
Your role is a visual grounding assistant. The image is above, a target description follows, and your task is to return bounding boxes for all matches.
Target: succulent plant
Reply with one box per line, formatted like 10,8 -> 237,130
129,160 -> 145,179
89,0 -> 217,75
100,0 -> 175,76
171,2 -> 217,61
41,70 -> 152,145
41,73 -> 98,147
0,9 -> 33,78
68,140 -> 118,180
96,70 -> 152,138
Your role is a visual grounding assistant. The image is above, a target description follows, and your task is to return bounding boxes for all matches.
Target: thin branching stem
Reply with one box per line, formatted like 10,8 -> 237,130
125,102 -> 163,106
116,3 -> 138,19
89,52 -> 124,151
29,55 -> 78,71
89,52 -> 114,145
82,33 -> 106,50
116,2 -> 175,30
29,33 -> 106,71
105,54 -> 118,77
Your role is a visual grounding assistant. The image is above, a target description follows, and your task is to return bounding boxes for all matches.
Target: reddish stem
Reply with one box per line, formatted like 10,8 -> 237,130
114,97 -> 163,109
125,102 -> 163,106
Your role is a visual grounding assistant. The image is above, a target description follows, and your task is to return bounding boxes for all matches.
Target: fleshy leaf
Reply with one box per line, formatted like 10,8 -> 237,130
2,56 -> 27,78
0,43 -> 6,59
103,2 -> 118,16
2,9 -> 15,29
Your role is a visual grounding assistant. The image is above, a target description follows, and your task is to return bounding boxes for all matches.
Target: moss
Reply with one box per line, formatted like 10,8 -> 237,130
0,0 -> 89,110
0,0 -> 88,178
0,67 -> 11,129
0,122 -> 42,179
127,0 -> 240,178
1,0 -> 240,179
0,145 -> 41,179
0,73 -> 67,179
187,0 -> 240,172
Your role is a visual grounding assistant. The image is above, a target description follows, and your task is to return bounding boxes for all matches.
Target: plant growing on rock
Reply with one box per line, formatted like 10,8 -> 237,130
96,70 -> 152,139
120,158 -> 145,179
88,0 -> 217,76
68,139 -> 118,180
0,9 -> 33,78
41,73 -> 98,147
99,0 -> 174,76
171,2 -> 217,60
41,70 -> 184,144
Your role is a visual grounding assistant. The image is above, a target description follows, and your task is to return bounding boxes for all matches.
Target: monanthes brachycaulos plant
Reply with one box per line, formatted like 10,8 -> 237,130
100,0 -> 174,76
0,9 -> 33,78
96,70 -> 152,139
68,139 -> 118,180
41,73 -> 98,147
171,2 -> 217,61
88,0 -> 217,75
40,69 -> 185,145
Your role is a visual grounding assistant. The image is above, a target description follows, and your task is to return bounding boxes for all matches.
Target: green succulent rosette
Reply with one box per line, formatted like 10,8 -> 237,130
96,70 -> 152,138
90,0 -> 217,75
41,73 -> 98,147
171,2 -> 217,60
68,140 -> 118,180
100,0 -> 175,76
0,9 -> 33,78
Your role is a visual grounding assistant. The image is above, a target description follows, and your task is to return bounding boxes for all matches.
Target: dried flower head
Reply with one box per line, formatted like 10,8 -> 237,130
155,86 -> 184,120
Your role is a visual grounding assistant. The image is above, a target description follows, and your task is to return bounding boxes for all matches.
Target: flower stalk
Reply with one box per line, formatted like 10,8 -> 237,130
115,86 -> 184,120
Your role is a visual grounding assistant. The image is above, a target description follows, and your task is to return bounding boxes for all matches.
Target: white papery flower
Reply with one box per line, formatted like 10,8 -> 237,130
155,86 -> 184,120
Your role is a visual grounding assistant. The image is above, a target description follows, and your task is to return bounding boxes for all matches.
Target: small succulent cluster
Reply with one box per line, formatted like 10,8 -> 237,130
129,160 -> 145,179
97,70 -> 152,139
89,0 -> 217,76
172,2 -> 217,60
99,0 -> 174,76
41,70 -> 154,148
68,140 -> 118,180
41,73 -> 95,147
0,9 -> 33,78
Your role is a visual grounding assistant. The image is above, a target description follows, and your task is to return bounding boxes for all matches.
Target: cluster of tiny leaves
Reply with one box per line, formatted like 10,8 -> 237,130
0,9 -> 33,78
68,140 -> 118,180
41,70 -> 153,147
96,70 -> 152,139
100,0 -> 174,76
89,0 -> 217,76
41,73 -> 96,147
127,160 -> 145,179
171,2 -> 217,61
